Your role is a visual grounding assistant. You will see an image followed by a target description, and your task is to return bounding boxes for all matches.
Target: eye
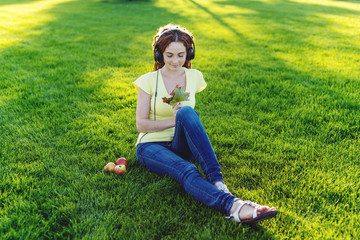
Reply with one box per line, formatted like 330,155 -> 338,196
166,54 -> 173,58
179,54 -> 185,58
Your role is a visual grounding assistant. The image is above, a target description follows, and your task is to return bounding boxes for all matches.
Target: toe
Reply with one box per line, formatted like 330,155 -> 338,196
257,206 -> 276,215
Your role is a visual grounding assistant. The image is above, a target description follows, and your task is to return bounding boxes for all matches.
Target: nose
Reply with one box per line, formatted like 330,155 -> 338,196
171,56 -> 180,63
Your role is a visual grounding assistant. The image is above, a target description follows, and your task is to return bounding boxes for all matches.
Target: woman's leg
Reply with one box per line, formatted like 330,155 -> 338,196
136,142 -> 235,215
171,106 -> 223,184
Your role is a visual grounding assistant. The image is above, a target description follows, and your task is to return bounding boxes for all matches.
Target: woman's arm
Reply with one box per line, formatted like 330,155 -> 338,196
135,88 -> 176,133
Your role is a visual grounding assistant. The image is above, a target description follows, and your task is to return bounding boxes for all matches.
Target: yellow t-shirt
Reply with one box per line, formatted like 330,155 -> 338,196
133,67 -> 207,146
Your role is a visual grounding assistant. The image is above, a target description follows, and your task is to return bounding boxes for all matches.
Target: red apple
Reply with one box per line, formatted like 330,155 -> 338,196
103,162 -> 116,173
116,157 -> 128,166
114,164 -> 127,175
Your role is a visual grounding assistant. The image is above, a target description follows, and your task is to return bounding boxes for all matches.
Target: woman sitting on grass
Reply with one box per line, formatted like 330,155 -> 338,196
133,23 -> 278,224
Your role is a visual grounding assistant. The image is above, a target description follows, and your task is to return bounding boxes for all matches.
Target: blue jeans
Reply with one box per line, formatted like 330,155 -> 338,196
136,106 -> 236,215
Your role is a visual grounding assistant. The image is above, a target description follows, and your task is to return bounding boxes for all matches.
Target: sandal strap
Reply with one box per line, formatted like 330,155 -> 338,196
243,200 -> 259,218
227,200 -> 260,223
227,201 -> 245,223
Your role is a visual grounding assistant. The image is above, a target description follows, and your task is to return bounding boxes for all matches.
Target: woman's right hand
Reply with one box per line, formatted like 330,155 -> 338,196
173,103 -> 183,118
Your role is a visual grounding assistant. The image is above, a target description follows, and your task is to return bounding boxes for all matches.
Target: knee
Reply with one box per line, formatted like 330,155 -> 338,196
174,161 -> 199,181
183,163 -> 199,177
176,106 -> 198,121
181,164 -> 202,187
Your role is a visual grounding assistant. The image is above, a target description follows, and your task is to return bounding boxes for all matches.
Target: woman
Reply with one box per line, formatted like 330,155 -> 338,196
134,23 -> 278,224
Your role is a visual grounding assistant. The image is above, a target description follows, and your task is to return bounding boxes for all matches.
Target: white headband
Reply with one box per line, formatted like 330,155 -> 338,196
157,28 -> 191,39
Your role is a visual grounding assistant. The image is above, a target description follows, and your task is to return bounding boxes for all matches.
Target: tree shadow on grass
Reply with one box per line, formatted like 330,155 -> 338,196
211,0 -> 360,55
193,0 -> 359,53
188,0 -> 243,38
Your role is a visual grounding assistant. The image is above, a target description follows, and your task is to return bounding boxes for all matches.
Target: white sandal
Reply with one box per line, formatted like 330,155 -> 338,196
227,200 -> 278,224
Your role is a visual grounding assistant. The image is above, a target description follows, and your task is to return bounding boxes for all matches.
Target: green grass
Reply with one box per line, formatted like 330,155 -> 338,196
1,0 -> 359,239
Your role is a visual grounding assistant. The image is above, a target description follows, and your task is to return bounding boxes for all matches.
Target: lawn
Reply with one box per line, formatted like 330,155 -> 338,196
0,0 -> 359,239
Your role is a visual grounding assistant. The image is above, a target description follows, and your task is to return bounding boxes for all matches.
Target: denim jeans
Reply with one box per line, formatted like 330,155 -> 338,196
136,106 -> 236,215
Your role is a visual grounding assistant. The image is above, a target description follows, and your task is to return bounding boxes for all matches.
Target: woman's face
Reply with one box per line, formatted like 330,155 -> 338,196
163,41 -> 186,72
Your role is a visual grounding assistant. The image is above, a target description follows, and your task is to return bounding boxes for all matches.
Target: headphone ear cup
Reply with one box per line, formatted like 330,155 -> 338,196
154,49 -> 163,63
187,47 -> 195,61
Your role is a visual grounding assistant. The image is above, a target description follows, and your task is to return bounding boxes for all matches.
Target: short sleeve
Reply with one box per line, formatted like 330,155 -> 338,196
195,70 -> 207,93
133,72 -> 154,95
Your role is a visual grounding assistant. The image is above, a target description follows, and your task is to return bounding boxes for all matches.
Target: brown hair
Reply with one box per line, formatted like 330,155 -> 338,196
152,24 -> 194,71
